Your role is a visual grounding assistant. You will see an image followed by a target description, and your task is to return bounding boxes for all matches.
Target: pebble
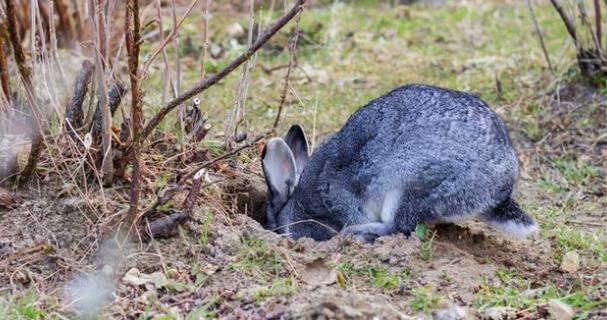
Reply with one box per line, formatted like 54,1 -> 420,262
547,299 -> 575,320
433,304 -> 467,320
482,306 -> 517,320
560,251 -> 580,273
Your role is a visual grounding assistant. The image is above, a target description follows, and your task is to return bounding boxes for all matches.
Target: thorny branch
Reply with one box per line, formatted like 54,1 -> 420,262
126,0 -> 143,225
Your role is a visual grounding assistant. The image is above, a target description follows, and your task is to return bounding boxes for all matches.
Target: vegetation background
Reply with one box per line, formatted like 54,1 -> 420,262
0,0 -> 605,319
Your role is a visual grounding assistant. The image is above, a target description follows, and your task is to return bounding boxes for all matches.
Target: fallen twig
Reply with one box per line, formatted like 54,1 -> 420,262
178,134 -> 266,184
141,209 -> 189,240
566,219 -> 606,227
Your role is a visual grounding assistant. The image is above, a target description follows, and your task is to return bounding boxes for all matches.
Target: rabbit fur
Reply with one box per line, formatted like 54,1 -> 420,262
262,84 -> 537,242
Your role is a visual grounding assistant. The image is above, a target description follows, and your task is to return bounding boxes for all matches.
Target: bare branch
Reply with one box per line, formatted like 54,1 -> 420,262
6,0 -> 45,185
595,0 -> 602,51
178,134 -> 266,184
527,0 -> 554,74
550,0 -> 579,44
125,0 -> 143,226
273,10 -> 302,130
138,0 -> 307,145
0,24 -> 10,106
65,60 -> 94,139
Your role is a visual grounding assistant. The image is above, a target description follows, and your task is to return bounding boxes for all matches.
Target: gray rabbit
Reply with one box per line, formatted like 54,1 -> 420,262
262,84 -> 537,242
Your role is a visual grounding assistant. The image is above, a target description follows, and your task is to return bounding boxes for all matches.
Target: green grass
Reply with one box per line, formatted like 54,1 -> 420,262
133,0 -> 575,140
337,261 -> 410,290
198,210 -> 215,246
475,268 -> 607,315
227,237 -> 284,276
253,277 -> 298,302
0,292 -> 48,320
552,227 -> 607,263
410,285 -> 443,314
10,0 -> 607,318
186,296 -> 221,320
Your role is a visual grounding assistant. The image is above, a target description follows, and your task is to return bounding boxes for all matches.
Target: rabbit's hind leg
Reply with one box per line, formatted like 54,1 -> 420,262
341,222 -> 395,243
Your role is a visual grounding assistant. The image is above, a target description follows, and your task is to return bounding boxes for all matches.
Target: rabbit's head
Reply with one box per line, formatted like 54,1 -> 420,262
262,124 -> 309,230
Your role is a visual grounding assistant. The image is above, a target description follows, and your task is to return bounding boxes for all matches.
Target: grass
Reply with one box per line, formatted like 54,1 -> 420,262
475,267 -> 607,315
4,0 -> 607,318
138,0 -> 576,139
185,296 -> 221,320
253,277 -> 298,302
198,210 -> 214,246
337,260 -> 410,290
0,292 -> 47,320
227,237 -> 284,276
410,285 -> 443,314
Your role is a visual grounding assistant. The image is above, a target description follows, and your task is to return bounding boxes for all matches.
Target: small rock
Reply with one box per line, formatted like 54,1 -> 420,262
122,268 -> 167,288
101,264 -> 113,276
547,299 -> 575,320
301,259 -> 337,288
482,306 -> 517,320
209,43 -> 224,58
560,251 -> 580,273
433,304 -> 467,320
226,22 -> 245,38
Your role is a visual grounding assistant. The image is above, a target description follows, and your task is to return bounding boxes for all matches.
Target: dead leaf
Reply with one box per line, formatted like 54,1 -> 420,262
122,268 -> 167,288
0,187 -> 19,209
202,263 -> 219,275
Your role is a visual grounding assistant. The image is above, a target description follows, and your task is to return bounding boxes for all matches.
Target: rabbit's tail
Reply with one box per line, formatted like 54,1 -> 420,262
484,198 -> 538,238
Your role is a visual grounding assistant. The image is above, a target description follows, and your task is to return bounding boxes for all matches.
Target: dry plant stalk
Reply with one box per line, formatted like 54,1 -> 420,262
155,0 -> 174,104
273,10 -> 302,130
91,0 -> 114,186
135,0 -> 307,147
0,28 -> 10,106
125,0 -> 143,225
53,0 -> 73,46
183,173 -> 203,216
65,60 -> 94,139
225,0 -> 256,145
549,0 -> 607,79
527,0 -> 554,74
200,0 -> 211,79
5,0 -> 45,186
170,0 -> 186,153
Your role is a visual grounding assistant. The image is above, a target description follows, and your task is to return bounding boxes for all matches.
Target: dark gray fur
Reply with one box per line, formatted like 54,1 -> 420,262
262,84 -> 536,241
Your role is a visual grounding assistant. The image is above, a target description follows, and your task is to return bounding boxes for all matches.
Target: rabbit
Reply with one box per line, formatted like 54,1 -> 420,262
262,84 -> 537,242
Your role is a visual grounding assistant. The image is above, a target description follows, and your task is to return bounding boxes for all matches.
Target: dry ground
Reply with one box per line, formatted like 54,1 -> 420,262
1,0 -> 606,319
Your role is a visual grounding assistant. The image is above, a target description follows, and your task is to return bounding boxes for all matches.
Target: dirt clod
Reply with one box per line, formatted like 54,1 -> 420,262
547,299 -> 575,320
560,251 -> 580,273
481,306 -> 517,320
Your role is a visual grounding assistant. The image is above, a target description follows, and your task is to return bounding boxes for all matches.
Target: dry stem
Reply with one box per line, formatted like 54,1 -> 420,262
137,0 -> 307,146
126,0 -> 143,226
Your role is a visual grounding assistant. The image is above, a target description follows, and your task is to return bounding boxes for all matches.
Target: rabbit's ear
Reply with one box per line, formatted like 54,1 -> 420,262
262,138 -> 297,199
284,124 -> 309,177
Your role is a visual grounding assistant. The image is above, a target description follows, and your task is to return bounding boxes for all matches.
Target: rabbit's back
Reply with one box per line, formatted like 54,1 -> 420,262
296,85 -> 519,225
